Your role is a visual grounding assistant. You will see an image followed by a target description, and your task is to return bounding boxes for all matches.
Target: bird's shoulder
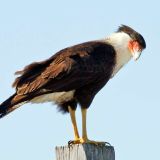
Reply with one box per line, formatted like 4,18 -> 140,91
54,40 -> 115,59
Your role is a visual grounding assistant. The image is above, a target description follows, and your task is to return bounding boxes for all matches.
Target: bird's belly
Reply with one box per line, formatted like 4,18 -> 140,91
30,90 -> 75,104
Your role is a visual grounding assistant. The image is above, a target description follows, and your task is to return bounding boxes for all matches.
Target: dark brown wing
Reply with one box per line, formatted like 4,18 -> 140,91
13,41 -> 116,96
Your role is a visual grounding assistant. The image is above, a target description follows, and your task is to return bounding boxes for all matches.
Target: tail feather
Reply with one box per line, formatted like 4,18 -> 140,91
0,94 -> 26,118
0,91 -> 51,118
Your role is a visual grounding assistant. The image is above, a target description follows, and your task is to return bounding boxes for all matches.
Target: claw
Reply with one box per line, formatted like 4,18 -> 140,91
68,138 -> 107,146
68,140 -> 78,145
68,140 -> 72,145
104,141 -> 111,146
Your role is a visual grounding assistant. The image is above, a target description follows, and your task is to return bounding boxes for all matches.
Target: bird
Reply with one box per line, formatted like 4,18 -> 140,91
0,25 -> 146,145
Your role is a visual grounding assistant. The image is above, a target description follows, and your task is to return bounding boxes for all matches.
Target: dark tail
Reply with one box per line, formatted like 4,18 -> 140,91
0,94 -> 27,118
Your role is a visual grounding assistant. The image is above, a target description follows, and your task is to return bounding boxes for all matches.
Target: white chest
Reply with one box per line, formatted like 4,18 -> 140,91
112,47 -> 132,77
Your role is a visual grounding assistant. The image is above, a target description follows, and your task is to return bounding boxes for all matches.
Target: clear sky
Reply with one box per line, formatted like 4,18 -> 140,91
0,0 -> 159,160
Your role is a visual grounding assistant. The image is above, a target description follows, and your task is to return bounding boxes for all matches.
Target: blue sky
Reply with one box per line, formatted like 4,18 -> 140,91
0,0 -> 159,160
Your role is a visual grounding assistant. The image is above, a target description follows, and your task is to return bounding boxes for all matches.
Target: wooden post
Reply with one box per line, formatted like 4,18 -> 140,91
55,143 -> 115,160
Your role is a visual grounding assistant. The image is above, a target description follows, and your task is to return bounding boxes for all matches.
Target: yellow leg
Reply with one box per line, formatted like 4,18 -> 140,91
81,108 -> 107,145
81,108 -> 88,140
68,106 -> 80,140
69,107 -> 106,145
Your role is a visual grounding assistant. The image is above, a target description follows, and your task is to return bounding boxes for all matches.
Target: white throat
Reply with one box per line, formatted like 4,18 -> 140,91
104,32 -> 132,77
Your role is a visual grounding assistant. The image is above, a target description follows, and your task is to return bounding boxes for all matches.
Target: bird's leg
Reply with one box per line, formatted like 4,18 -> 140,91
80,108 -> 107,145
68,106 -> 80,141
81,108 -> 88,141
69,108 -> 106,145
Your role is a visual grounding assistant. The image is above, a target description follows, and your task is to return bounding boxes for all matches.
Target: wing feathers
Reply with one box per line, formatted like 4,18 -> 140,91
12,56 -> 55,88
13,41 -> 115,96
16,59 -> 73,95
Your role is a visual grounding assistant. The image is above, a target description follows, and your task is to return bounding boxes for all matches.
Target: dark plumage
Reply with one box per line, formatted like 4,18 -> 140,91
0,25 -> 146,134
0,41 -> 116,117
0,25 -> 146,144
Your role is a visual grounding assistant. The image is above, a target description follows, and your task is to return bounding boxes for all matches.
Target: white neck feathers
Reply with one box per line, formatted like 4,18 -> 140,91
104,32 -> 132,77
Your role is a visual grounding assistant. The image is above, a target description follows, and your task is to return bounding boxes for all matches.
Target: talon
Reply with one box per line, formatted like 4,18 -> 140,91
68,138 -> 82,145
68,138 -> 106,146
104,141 -> 111,146
87,140 -> 106,146
68,140 -> 73,145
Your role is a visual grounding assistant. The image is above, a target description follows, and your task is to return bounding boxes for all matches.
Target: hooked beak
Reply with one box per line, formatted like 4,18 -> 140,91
132,50 -> 142,61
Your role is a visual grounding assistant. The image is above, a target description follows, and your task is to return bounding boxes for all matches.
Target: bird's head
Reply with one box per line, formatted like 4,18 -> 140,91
117,25 -> 146,61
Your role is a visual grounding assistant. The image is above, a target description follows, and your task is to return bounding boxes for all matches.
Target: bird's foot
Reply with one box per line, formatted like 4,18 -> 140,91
68,138 -> 107,146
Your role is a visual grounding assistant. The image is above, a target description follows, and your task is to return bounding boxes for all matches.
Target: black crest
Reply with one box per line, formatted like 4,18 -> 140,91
117,25 -> 146,49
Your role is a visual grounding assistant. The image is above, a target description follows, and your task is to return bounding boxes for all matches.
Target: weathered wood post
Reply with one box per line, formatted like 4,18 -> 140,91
55,143 -> 115,160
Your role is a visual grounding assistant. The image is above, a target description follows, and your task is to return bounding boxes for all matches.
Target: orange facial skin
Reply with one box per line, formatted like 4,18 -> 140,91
128,40 -> 142,53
